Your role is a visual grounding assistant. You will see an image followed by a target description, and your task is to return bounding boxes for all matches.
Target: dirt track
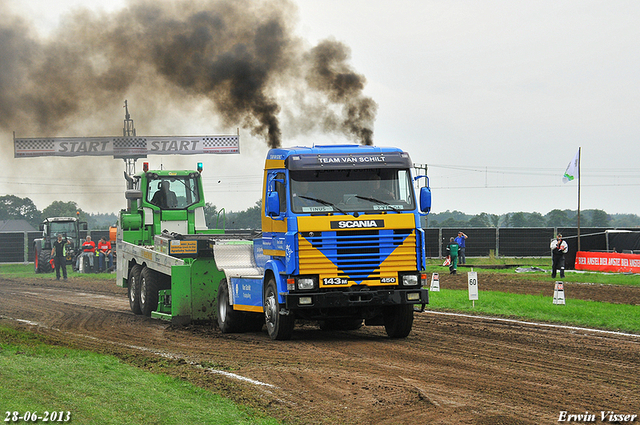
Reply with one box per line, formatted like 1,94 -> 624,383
0,274 -> 639,425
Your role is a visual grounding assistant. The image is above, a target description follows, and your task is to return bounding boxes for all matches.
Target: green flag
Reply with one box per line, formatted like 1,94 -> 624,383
563,150 -> 579,183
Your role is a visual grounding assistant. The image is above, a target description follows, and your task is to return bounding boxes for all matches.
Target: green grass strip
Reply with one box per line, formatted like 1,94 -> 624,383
427,289 -> 640,334
0,326 -> 280,425
423,264 -> 640,287
0,264 -> 115,280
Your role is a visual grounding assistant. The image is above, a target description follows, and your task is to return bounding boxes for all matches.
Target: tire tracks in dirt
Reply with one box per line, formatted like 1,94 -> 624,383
0,277 -> 638,425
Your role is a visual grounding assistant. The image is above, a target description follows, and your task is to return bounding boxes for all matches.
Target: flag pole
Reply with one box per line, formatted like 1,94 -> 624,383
577,147 -> 581,252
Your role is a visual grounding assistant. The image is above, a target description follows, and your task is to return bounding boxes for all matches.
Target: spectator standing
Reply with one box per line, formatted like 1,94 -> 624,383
455,231 -> 468,264
550,234 -> 568,278
51,234 -> 68,280
97,236 -> 113,272
446,237 -> 460,275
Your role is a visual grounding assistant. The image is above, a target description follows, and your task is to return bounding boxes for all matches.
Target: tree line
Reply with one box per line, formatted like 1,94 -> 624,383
3,194 -> 638,231
0,194 -> 260,231
426,209 -> 640,228
0,195 -> 118,230
206,203 -> 640,229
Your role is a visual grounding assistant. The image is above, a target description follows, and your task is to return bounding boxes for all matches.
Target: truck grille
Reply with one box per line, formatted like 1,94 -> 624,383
299,229 -> 416,283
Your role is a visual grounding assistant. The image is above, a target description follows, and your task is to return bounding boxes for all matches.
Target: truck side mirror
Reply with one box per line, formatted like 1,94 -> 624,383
419,186 -> 431,213
266,192 -> 281,217
80,222 -> 88,231
39,223 -> 45,232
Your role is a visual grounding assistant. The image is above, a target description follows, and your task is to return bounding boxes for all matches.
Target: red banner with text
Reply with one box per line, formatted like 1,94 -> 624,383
575,251 -> 640,274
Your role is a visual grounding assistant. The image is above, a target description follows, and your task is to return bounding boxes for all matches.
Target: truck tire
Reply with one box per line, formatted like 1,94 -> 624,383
383,304 -> 414,338
216,279 -> 245,333
139,266 -> 159,317
34,244 -> 52,274
128,264 -> 143,315
264,277 -> 294,340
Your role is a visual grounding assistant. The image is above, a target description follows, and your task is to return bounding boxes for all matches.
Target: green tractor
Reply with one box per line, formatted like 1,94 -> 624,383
33,216 -> 88,273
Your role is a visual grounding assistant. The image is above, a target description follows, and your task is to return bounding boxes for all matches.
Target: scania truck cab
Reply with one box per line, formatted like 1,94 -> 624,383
218,144 -> 432,339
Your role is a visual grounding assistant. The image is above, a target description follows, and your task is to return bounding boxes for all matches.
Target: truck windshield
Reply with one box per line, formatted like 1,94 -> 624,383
290,168 -> 415,213
147,176 -> 200,210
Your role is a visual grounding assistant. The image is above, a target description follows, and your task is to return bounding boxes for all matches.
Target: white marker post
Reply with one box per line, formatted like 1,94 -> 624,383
468,269 -> 478,307
430,273 -> 440,291
553,281 -> 566,305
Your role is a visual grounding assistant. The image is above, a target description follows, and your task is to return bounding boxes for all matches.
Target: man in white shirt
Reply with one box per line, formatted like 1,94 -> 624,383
550,234 -> 569,278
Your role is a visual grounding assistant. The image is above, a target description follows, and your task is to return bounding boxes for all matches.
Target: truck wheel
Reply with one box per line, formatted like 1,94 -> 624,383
216,279 -> 245,333
140,266 -> 159,317
383,304 -> 414,338
264,278 -> 294,340
128,264 -> 143,315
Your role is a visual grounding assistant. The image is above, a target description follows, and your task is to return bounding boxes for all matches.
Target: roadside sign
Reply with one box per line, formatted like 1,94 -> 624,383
430,273 -> 440,291
468,271 -> 478,301
553,281 -> 566,305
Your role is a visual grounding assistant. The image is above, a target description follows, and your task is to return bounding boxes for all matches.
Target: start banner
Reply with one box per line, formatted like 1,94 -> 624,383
14,135 -> 239,158
575,251 -> 640,273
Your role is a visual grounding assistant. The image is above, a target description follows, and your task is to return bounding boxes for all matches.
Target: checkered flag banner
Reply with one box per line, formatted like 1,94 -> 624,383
14,134 -> 240,158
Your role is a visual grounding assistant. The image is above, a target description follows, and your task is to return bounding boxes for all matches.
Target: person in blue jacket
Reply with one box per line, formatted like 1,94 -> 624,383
455,231 -> 468,264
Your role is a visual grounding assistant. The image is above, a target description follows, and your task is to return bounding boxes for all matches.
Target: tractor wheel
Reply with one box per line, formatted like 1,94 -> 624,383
264,277 -> 294,340
128,264 -> 143,315
383,304 -> 414,339
139,266 -> 159,317
35,244 -> 52,274
34,244 -> 41,273
216,279 -> 246,333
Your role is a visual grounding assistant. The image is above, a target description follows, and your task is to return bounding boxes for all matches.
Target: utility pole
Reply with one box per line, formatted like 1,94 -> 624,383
413,163 -> 428,228
123,100 -> 136,137
413,163 -> 428,178
122,100 -> 140,177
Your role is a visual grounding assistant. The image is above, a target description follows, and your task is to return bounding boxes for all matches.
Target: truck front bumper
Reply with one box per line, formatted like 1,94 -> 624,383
284,288 -> 428,310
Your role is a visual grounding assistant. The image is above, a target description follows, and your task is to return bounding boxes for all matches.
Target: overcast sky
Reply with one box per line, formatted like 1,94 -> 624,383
3,0 -> 639,217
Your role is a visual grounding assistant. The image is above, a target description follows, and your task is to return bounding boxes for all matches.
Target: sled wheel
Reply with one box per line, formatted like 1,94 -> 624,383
217,279 -> 247,333
128,264 -> 143,314
139,266 -> 159,317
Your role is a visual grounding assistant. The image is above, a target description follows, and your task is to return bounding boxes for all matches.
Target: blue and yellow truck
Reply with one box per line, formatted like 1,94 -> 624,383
117,144 -> 431,340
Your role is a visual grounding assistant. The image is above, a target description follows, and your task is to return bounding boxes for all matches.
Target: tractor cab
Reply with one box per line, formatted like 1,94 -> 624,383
120,162 -> 211,246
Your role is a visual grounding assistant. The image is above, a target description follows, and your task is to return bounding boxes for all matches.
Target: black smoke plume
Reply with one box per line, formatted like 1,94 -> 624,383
0,0 -> 377,148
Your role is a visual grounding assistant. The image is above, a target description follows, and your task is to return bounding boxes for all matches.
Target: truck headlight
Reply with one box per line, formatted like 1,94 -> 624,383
298,296 -> 313,305
402,274 -> 419,286
297,277 -> 316,290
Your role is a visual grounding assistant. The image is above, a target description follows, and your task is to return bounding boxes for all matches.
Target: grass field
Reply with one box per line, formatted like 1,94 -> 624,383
427,289 -> 640,333
0,263 -> 116,281
425,257 -> 640,286
0,326 -> 280,425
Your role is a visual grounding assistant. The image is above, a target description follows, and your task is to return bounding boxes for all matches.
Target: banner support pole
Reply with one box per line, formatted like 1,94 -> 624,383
577,147 -> 581,252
